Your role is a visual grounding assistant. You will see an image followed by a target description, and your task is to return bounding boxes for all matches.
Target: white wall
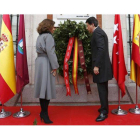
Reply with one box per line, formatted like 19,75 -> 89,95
24,15 -> 47,84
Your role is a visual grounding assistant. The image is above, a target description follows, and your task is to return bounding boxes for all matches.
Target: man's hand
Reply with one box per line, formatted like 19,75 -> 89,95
93,67 -> 99,75
51,69 -> 57,77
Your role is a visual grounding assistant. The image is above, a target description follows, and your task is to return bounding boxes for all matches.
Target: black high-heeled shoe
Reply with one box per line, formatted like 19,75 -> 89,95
40,112 -> 53,124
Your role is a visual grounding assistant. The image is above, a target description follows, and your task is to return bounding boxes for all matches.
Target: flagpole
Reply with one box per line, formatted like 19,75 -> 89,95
129,64 -> 140,114
118,88 -> 127,115
111,86 -> 127,115
19,88 -> 24,113
21,88 -> 23,110
0,104 -> 11,118
13,87 -> 30,118
118,88 -> 122,110
118,88 -> 120,106
136,74 -> 138,106
135,82 -> 140,108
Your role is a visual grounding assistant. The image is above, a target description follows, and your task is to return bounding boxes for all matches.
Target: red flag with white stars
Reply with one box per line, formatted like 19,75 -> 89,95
112,14 -> 127,97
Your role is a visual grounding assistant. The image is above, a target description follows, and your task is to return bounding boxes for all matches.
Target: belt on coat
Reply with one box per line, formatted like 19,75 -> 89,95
37,53 -> 47,57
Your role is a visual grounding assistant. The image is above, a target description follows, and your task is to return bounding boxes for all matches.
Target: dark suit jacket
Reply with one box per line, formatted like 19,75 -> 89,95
91,26 -> 113,83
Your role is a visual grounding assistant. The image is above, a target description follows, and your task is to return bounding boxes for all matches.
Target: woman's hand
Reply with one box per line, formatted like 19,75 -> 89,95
51,69 -> 57,77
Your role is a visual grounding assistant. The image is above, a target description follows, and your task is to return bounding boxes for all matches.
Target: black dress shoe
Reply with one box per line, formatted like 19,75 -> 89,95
96,113 -> 108,122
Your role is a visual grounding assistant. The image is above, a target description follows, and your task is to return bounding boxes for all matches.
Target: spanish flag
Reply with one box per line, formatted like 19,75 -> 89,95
0,15 -> 16,104
130,14 -> 140,86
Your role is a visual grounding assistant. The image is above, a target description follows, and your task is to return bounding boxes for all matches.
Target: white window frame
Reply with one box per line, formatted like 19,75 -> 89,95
53,14 -> 96,27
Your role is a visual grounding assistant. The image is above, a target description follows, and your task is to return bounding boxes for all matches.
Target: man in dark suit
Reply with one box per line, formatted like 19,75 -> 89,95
86,17 -> 113,122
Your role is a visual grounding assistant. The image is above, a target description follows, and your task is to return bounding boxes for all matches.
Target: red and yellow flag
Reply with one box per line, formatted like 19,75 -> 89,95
0,15 -> 16,104
130,14 -> 140,86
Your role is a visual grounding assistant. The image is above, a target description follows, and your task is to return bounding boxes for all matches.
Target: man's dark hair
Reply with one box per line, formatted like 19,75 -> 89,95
86,17 -> 98,27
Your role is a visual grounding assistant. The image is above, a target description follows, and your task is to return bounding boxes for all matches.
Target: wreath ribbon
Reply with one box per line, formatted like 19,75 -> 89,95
63,37 -> 74,96
63,37 -> 91,96
78,39 -> 91,94
72,37 -> 79,94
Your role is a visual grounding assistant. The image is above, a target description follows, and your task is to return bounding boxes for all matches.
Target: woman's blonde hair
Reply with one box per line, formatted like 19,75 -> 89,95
37,19 -> 55,34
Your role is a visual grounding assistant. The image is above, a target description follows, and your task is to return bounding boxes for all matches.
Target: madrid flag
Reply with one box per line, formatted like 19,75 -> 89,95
130,14 -> 140,86
112,14 -> 127,97
16,15 -> 29,93
0,15 -> 16,104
